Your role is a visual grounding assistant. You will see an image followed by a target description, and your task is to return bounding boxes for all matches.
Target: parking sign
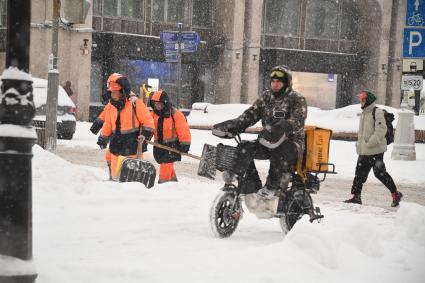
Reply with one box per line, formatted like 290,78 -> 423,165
403,28 -> 425,58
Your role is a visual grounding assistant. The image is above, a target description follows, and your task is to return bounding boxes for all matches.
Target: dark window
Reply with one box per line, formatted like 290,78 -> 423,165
100,0 -> 144,20
121,0 -> 143,19
193,0 -> 212,27
305,0 -> 339,39
0,0 -> 6,27
263,0 -> 300,36
104,0 -> 119,17
93,0 -> 101,16
340,0 -> 358,40
152,0 -> 188,23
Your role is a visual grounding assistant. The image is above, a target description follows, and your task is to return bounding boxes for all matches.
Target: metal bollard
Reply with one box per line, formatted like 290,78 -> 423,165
391,109 -> 416,161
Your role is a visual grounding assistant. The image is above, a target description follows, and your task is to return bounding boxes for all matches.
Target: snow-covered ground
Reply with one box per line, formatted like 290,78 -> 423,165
1,104 -> 425,283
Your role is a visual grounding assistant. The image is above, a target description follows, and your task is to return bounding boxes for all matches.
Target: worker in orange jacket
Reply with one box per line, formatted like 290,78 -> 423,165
150,90 -> 191,183
91,81 -> 153,180
97,73 -> 154,180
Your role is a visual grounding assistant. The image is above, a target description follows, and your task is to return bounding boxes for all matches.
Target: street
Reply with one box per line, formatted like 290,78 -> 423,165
53,143 -> 425,210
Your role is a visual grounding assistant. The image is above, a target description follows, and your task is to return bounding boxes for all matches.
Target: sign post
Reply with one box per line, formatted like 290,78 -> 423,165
160,26 -> 200,108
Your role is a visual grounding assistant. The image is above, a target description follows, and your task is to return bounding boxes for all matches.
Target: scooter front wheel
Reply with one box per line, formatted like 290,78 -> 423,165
209,190 -> 241,238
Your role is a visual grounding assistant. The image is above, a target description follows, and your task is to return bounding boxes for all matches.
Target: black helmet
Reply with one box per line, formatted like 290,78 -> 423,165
270,65 -> 292,86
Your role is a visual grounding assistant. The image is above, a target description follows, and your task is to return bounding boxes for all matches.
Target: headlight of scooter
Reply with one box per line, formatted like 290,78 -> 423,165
222,170 -> 236,184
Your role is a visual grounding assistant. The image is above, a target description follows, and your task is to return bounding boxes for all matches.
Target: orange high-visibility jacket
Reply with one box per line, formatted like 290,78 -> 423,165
151,109 -> 191,163
101,99 -> 154,156
98,107 -> 106,122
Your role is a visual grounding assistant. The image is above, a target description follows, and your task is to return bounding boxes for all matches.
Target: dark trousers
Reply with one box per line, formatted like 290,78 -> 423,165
239,140 -> 298,194
351,153 -> 397,195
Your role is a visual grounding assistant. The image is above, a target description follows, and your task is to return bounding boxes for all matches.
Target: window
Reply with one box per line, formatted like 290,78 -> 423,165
152,0 -> 188,23
305,0 -> 339,39
0,0 -> 6,27
93,0 -> 101,16
104,0 -> 119,17
263,0 -> 300,36
192,0 -> 212,27
340,0 -> 358,40
102,0 -> 143,19
121,0 -> 143,19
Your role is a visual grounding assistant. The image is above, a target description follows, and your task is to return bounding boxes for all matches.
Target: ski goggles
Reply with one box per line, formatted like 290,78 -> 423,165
270,70 -> 285,79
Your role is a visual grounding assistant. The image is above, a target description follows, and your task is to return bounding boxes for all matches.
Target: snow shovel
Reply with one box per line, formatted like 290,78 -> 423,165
141,137 -> 217,180
118,136 -> 157,188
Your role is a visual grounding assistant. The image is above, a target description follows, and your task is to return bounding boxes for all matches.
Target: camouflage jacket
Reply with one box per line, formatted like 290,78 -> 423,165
236,87 -> 307,150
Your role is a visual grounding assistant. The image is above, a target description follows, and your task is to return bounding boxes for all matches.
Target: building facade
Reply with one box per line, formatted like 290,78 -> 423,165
0,0 -> 415,120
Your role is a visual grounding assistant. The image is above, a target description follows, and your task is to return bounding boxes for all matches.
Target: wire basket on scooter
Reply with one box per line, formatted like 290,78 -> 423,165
215,143 -> 253,176
215,143 -> 238,172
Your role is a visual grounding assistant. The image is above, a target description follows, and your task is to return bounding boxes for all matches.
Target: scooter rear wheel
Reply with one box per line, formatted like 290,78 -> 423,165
209,190 -> 240,238
279,192 -> 313,233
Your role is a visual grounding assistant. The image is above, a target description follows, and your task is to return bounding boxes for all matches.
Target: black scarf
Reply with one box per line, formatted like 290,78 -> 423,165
110,98 -> 126,134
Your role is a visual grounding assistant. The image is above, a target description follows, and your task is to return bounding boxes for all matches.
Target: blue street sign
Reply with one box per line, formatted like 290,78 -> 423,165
164,42 -> 178,54
160,31 -> 200,53
160,31 -> 179,42
406,0 -> 425,27
180,41 -> 198,53
165,53 -> 178,63
181,32 -> 200,43
403,28 -> 425,58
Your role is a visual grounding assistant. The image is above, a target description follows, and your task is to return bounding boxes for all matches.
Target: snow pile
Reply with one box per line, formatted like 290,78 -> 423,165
188,103 -> 425,131
0,255 -> 36,276
29,146 -> 425,283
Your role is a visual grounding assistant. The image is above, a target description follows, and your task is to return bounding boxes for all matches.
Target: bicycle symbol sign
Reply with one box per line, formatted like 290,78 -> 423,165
406,0 -> 425,27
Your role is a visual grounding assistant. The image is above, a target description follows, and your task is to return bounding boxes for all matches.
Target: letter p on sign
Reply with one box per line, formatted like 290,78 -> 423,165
404,28 -> 425,58
409,31 -> 423,55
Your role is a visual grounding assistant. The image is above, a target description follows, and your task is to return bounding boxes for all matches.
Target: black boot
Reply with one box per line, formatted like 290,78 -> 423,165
107,163 -> 113,181
391,191 -> 403,207
343,194 -> 362,205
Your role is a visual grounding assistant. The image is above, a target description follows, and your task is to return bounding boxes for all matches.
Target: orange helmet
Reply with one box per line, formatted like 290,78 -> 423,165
107,73 -> 123,91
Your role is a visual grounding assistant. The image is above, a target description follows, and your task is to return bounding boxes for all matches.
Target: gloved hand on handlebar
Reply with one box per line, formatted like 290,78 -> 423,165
212,119 -> 244,138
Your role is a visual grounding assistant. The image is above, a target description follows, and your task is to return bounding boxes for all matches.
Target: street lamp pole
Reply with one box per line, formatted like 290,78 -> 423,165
45,0 -> 61,150
0,0 -> 37,282
176,22 -> 183,108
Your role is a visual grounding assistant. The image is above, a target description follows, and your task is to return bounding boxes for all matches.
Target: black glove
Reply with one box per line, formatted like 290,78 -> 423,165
179,143 -> 190,153
97,135 -> 109,149
140,128 -> 153,152
90,118 -> 104,135
116,77 -> 131,97
212,119 -> 243,138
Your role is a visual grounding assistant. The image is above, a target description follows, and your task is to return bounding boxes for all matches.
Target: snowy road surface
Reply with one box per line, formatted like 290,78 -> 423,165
54,142 -> 425,209
29,145 -> 425,283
